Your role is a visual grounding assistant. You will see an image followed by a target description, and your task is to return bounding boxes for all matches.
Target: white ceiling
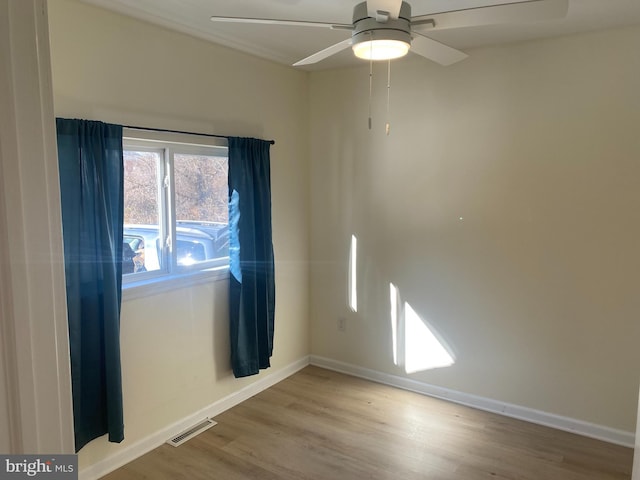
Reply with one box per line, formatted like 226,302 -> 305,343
80,0 -> 640,70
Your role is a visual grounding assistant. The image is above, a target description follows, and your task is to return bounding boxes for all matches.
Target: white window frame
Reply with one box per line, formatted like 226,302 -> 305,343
121,128 -> 229,300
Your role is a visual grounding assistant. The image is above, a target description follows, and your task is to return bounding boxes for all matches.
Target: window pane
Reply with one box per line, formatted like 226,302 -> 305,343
174,153 -> 229,266
123,150 -> 161,274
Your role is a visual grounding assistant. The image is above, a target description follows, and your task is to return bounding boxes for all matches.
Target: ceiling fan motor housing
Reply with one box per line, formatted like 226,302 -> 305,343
351,1 -> 412,50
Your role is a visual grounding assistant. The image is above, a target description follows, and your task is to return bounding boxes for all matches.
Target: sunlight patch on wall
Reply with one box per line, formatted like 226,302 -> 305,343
349,234 -> 358,312
404,302 -> 455,374
389,282 -> 455,374
390,283 -> 398,365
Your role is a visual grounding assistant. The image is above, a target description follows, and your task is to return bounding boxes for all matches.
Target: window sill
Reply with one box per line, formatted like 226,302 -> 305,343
122,266 -> 229,302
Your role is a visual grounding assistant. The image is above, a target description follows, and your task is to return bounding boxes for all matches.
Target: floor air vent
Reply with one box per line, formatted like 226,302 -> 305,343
166,418 -> 217,447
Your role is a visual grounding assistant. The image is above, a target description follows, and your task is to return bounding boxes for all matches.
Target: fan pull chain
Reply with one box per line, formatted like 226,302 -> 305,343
368,40 -> 373,130
386,59 -> 391,136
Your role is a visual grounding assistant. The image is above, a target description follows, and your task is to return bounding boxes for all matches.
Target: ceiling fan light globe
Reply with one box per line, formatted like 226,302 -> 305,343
352,39 -> 410,61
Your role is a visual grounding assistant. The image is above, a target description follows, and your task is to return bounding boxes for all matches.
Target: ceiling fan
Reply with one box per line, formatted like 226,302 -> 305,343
210,0 -> 569,67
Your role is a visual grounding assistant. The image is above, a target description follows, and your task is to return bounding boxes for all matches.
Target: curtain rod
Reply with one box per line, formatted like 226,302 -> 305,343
122,124 -> 275,145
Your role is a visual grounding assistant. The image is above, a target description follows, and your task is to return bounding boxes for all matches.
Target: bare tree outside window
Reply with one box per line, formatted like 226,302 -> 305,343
123,151 -> 159,225
174,154 -> 228,224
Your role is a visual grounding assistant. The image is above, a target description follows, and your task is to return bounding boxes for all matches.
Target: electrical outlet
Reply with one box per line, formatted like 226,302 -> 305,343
338,317 -> 346,332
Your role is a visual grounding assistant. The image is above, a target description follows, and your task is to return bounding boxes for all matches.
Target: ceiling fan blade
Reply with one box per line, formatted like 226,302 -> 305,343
411,0 -> 569,31
293,38 -> 353,66
210,15 -> 352,30
410,33 -> 469,66
367,0 -> 403,20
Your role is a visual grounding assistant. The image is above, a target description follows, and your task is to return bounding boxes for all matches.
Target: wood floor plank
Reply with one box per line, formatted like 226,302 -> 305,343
102,366 -> 633,479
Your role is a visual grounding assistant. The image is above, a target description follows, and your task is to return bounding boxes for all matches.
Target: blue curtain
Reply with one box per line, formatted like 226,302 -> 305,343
228,137 -> 275,378
56,118 -> 125,451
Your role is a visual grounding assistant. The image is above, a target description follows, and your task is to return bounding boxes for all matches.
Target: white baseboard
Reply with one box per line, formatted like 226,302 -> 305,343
80,356 -> 310,480
309,355 -> 635,448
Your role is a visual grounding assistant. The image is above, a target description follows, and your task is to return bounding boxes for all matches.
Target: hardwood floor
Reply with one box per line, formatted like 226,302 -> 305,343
103,366 -> 633,479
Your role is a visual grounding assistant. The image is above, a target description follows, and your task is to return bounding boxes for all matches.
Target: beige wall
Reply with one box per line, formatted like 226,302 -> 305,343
309,26 -> 640,432
48,0 -> 310,469
46,0 -> 640,467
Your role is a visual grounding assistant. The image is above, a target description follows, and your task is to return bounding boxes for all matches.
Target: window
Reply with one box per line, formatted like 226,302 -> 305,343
122,129 -> 229,291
